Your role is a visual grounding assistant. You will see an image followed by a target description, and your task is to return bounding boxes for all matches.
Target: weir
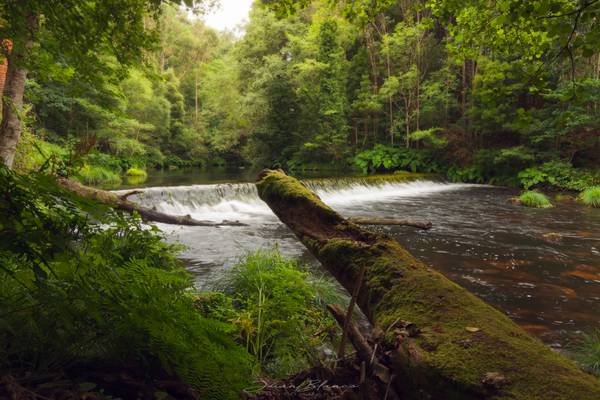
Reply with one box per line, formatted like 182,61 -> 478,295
118,177 -> 473,222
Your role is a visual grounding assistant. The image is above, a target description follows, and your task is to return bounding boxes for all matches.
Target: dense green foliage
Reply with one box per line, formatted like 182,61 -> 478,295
18,1 -> 599,189
518,191 -> 554,208
0,167 -> 253,399
212,250 -> 343,378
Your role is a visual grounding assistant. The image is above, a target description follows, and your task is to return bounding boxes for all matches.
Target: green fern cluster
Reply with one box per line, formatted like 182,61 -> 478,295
0,167 -> 253,399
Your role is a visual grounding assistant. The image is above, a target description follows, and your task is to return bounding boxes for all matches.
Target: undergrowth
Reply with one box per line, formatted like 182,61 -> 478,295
75,164 -> 122,187
574,328 -> 600,377
208,250 -> 344,378
0,167 -> 253,399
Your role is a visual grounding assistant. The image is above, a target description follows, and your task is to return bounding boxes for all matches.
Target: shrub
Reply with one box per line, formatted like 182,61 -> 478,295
217,250 -> 341,378
518,191 -> 553,208
76,164 -> 122,187
126,167 -> 148,177
580,186 -> 600,208
84,152 -> 124,173
446,165 -> 486,183
14,130 -> 67,172
354,145 -> 439,174
518,161 -> 600,191
574,328 -> 600,377
0,167 -> 253,399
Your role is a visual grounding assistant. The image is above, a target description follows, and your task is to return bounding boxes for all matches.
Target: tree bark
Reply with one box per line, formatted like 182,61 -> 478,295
0,14 -> 39,168
256,169 -> 600,400
58,178 -> 246,227
0,14 -> 38,168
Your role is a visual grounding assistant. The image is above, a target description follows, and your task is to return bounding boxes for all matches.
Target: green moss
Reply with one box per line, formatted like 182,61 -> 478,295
518,191 -> 553,208
76,164 -> 122,187
580,186 -> 600,208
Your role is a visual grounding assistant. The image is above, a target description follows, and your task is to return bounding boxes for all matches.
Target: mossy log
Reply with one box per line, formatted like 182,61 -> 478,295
256,169 -> 600,400
58,178 -> 246,227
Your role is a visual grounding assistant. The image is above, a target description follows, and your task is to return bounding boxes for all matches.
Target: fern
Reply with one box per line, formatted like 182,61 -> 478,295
0,167 -> 253,399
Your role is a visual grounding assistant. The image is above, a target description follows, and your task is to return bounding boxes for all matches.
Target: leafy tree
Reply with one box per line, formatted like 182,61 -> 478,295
0,0 -> 208,168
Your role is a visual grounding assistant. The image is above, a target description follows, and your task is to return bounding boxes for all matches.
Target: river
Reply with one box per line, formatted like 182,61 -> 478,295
117,169 -> 600,348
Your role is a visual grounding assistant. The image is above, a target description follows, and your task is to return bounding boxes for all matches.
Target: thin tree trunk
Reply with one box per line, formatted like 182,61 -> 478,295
0,14 -> 38,168
194,70 -> 199,125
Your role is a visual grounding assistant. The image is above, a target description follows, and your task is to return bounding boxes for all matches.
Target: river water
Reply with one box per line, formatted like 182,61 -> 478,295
117,170 -> 600,348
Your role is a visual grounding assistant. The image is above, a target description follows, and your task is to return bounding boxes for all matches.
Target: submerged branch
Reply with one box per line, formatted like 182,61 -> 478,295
350,217 -> 432,230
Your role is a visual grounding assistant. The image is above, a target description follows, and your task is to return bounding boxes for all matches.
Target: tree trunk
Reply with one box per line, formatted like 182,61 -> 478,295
0,14 -> 38,168
256,170 -> 600,400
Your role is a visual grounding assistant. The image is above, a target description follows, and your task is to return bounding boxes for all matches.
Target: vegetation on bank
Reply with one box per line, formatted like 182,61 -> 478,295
209,250 -> 344,377
0,167 -> 253,399
126,167 -> 148,178
0,166 -> 347,398
576,328 -> 600,377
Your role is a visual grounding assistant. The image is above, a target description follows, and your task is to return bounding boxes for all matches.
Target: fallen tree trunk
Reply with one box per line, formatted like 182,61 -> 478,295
58,178 -> 246,227
256,170 -> 600,400
350,217 -> 432,230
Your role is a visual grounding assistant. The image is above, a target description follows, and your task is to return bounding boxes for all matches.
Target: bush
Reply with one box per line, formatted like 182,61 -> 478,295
76,164 -> 122,187
574,328 -> 600,377
216,250 -> 342,378
126,167 -> 148,177
446,165 -> 486,183
84,152 -> 124,173
518,191 -> 553,208
0,167 -> 253,399
14,130 -> 67,172
354,145 -> 439,174
518,161 -> 600,191
580,186 -> 600,208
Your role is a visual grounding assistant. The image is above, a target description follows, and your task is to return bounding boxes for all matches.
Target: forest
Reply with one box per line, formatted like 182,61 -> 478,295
1,0 -> 600,399
5,0 -> 599,189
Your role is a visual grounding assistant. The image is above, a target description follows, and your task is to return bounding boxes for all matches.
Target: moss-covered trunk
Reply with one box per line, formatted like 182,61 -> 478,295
256,169 -> 600,400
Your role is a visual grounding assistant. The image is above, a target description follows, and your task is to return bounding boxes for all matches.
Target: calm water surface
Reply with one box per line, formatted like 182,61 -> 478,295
117,169 -> 600,347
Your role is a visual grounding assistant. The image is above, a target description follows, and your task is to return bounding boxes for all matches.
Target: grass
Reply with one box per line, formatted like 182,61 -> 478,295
76,164 -> 122,187
519,191 -> 553,208
580,186 -> 600,208
214,249 -> 341,378
13,133 -> 68,172
126,167 -> 148,177
574,328 -> 600,377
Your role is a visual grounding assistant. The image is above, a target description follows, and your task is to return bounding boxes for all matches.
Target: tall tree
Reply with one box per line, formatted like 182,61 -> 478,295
0,0 -> 206,168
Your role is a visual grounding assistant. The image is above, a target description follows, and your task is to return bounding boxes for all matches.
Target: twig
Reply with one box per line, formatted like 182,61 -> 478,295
337,262 -> 368,358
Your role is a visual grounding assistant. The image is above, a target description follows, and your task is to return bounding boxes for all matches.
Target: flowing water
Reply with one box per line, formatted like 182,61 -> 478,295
117,172 -> 600,347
